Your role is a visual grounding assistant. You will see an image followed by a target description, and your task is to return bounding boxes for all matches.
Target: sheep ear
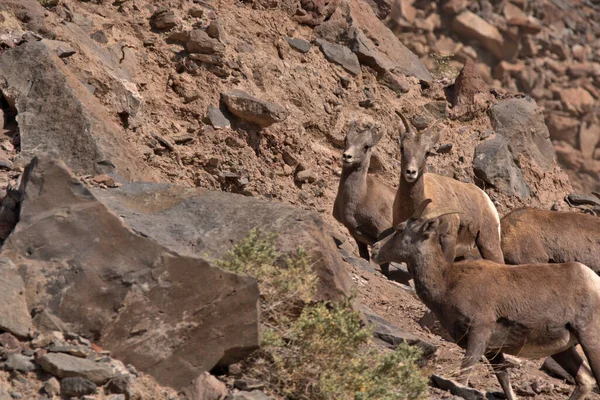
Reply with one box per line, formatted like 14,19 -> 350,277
378,226 -> 395,241
422,218 -> 440,238
371,126 -> 384,145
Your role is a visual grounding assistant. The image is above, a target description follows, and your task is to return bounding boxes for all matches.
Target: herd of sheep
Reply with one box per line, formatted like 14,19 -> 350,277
333,115 -> 600,400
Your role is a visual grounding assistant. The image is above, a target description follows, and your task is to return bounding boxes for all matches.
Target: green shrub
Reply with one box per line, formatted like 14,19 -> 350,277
217,229 -> 428,400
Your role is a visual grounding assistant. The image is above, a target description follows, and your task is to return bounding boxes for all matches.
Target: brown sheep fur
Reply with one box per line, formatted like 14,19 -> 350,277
333,118 -> 395,274
501,208 -> 600,272
392,112 -> 503,263
373,200 -> 600,400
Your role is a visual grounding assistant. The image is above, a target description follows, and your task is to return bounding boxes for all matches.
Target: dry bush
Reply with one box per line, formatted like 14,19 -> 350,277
217,229 -> 428,400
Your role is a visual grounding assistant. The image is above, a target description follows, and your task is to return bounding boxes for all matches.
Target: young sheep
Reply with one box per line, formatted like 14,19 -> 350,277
373,199 -> 600,400
501,207 -> 600,273
333,119 -> 396,275
392,112 -> 503,263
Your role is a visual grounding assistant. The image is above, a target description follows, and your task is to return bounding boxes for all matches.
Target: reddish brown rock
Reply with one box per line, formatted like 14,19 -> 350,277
452,11 -> 504,59
579,122 -> 600,159
449,58 -> 494,120
546,114 -> 580,145
559,87 -> 595,109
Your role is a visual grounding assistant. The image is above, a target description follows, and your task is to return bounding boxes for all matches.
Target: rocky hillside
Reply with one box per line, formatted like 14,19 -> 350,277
389,0 -> 600,195
0,0 -> 597,398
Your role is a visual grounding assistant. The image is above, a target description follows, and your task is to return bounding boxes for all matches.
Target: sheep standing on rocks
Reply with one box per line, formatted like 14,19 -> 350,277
390,112 -> 503,263
333,119 -> 395,276
501,207 -> 600,272
373,199 -> 600,400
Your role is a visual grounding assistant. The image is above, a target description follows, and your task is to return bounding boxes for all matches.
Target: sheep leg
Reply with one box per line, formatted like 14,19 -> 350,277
575,328 -> 600,395
551,346 -> 595,400
486,352 -> 517,400
458,325 -> 492,385
356,240 -> 370,261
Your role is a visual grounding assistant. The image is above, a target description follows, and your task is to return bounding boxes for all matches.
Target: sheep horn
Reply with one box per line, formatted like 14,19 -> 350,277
396,110 -> 414,135
593,191 -> 600,201
411,199 -> 433,219
424,209 -> 462,220
423,118 -> 444,136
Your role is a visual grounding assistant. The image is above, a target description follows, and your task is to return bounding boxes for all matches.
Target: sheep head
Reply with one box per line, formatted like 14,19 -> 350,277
397,112 -> 443,183
342,118 -> 384,169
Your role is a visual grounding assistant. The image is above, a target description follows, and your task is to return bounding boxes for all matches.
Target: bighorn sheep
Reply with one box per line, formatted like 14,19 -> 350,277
392,113 -> 503,263
373,199 -> 600,400
501,208 -> 600,273
333,119 -> 395,275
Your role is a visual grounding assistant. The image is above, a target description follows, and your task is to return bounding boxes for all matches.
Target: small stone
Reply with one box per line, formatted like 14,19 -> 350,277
317,39 -> 361,76
106,374 -> 134,395
572,44 -> 586,61
559,87 -> 595,109
284,37 -> 311,53
90,31 -> 108,44
234,378 -> 265,391
92,174 -> 116,188
9,392 -> 21,399
185,372 -> 228,400
206,20 -> 227,44
186,29 -> 225,55
207,105 -> 231,130
452,10 -> 504,59
295,169 -> 318,184
380,71 -> 410,95
43,378 -> 60,396
221,90 -> 288,127
0,333 -> 21,353
437,143 -> 453,154
189,7 -> 204,17
5,354 -> 36,372
232,391 -> 271,400
60,377 -> 97,397
38,353 -> 115,384
151,7 -> 178,30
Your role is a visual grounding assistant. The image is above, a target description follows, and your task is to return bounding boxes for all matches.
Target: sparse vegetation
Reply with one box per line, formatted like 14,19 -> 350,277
430,53 -> 458,80
217,229 -> 428,400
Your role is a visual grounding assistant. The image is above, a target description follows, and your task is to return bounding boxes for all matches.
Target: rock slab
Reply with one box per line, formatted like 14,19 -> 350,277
318,39 -> 361,76
0,259 -> 32,339
221,90 -> 288,127
473,137 -> 530,199
38,353 -> 114,385
488,97 -> 555,171
0,41 -> 152,181
2,157 -> 260,390
92,182 -> 352,303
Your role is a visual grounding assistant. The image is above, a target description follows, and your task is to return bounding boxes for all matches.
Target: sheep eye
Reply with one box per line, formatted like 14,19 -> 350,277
364,145 -> 370,151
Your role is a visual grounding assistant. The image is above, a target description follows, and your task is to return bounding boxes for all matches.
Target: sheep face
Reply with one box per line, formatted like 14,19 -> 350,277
342,120 -> 383,168
400,126 -> 440,183
372,215 -> 449,266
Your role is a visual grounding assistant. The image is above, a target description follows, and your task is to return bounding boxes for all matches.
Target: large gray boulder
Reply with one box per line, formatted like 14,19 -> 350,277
92,183 -> 352,302
0,41 -> 153,181
1,157 -> 260,389
488,97 -> 556,172
473,137 -> 531,200
0,259 -> 32,339
315,0 -> 432,83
